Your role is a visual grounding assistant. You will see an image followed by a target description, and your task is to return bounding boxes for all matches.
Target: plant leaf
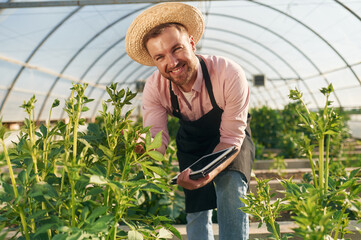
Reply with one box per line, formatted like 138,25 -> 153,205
147,151 -> 164,162
148,131 -> 162,150
142,164 -> 167,177
128,230 -> 143,240
158,228 -> 173,239
98,144 -> 113,159
87,206 -> 108,223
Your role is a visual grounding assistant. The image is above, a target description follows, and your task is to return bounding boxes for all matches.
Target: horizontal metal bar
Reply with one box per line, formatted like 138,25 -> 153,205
0,54 -> 105,90
0,0 -> 218,8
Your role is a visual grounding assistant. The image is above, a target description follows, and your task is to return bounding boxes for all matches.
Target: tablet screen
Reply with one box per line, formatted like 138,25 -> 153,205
189,148 -> 229,172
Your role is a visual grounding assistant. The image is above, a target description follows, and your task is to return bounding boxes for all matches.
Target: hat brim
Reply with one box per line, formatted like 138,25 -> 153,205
125,2 -> 204,66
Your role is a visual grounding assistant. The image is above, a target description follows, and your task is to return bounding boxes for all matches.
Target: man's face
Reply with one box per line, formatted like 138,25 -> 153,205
145,26 -> 198,92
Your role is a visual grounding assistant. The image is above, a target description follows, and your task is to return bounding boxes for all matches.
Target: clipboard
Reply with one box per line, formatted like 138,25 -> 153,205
171,146 -> 238,184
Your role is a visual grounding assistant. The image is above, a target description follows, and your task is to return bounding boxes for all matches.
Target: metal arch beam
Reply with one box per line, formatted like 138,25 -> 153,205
85,40 -> 268,117
87,52 -> 128,97
62,58 -> 140,119
36,4 -> 151,121
334,0 -> 361,21
90,51 -> 259,117
0,54 -> 105,89
197,46 -> 267,106
0,0 -> 12,14
116,55 -> 267,110
73,51 -> 129,119
78,38 -> 125,82
89,62 -> 153,119
90,43 -> 274,117
201,46 -> 266,106
61,37 -> 126,117
206,26 -> 321,109
249,0 -> 361,86
0,7 -> 81,114
114,43 -> 275,109
122,45 -> 267,105
110,45 -> 268,110
206,13 -> 341,109
205,37 -> 288,108
76,20 -> 267,114
101,40 -> 282,111
0,0 -> 216,8
87,59 -> 141,118
86,59 -> 143,118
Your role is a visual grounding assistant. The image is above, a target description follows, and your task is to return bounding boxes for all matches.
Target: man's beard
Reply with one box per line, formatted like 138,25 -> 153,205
166,61 -> 195,89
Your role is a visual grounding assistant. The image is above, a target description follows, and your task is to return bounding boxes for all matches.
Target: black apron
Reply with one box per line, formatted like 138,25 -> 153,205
170,56 -> 255,213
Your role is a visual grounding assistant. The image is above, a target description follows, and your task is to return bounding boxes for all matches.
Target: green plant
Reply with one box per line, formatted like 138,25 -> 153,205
0,83 -> 180,239
240,177 -> 290,240
289,83 -> 340,192
250,106 -> 284,149
269,156 -> 287,177
242,84 -> 361,240
285,84 -> 361,239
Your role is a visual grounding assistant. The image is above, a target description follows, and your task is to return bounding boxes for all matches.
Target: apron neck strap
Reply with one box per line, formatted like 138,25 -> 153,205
169,55 -> 218,119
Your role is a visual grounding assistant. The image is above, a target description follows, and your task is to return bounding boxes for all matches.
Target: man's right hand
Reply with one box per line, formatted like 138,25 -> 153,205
177,168 -> 211,190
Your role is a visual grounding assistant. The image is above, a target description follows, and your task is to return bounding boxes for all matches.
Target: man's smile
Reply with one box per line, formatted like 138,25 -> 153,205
168,63 -> 185,75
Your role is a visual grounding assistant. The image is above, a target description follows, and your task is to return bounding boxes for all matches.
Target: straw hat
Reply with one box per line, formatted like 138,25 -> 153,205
125,2 -> 205,66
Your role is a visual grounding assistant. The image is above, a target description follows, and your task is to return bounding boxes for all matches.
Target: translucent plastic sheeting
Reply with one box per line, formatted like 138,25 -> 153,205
0,0 -> 360,122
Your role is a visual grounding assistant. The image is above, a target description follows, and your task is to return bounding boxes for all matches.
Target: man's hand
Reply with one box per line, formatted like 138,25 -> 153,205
134,143 -> 145,154
176,168 -> 212,190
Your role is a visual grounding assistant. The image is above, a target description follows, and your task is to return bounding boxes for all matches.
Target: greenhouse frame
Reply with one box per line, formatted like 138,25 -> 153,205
0,1 -> 361,239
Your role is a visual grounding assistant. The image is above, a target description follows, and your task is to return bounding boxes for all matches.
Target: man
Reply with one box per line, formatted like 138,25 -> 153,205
125,2 -> 254,240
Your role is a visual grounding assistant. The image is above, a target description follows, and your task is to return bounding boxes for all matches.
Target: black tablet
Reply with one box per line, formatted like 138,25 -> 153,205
171,146 -> 237,184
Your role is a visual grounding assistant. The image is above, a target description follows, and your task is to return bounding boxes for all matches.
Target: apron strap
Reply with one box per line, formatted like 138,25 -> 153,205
197,55 -> 218,109
169,83 -> 182,119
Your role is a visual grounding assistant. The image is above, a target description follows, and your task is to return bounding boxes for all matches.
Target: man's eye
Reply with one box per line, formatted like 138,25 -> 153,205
155,56 -> 163,61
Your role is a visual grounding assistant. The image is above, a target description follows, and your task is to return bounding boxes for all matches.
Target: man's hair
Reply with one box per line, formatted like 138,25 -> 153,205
142,22 -> 188,51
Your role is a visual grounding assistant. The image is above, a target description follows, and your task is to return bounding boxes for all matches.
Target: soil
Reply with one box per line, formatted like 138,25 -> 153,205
252,171 -> 306,180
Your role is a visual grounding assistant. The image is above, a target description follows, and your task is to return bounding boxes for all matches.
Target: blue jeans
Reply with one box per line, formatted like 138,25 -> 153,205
186,171 -> 249,240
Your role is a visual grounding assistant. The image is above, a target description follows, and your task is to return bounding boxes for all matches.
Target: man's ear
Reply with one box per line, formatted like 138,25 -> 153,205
189,35 -> 196,51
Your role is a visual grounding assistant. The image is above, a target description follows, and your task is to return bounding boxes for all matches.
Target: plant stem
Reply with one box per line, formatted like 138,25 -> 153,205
324,134 -> 330,194
71,98 -> 80,227
333,206 -> 346,240
42,105 -> 53,180
318,137 -> 325,192
269,217 -> 280,240
19,206 -> 31,240
1,139 -> 19,198
307,150 -> 318,188
71,178 -> 76,227
1,139 -> 30,240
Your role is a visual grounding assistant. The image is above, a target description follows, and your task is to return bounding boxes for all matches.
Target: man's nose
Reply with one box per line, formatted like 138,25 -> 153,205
167,54 -> 179,68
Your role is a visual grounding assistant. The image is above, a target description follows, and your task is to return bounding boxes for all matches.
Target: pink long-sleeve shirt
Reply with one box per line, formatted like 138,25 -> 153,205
142,55 -> 250,152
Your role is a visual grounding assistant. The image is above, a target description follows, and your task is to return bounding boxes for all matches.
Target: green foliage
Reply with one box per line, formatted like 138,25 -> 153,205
269,156 -> 286,177
0,83 -> 180,239
240,177 -> 291,240
250,106 -> 284,149
242,84 -> 361,240
125,114 -> 186,225
250,97 -> 350,159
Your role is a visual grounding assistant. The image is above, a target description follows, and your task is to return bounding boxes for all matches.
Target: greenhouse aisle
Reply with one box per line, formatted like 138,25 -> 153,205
349,114 -> 361,139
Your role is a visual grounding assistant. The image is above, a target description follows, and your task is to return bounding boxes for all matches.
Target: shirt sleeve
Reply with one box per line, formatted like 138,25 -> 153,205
219,62 -> 250,147
142,75 -> 170,153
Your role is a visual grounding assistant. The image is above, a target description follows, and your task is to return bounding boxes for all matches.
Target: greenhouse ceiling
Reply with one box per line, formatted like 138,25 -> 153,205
0,0 -> 360,123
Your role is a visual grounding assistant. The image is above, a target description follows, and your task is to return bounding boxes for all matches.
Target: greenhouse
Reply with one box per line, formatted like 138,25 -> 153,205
0,0 -> 360,239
